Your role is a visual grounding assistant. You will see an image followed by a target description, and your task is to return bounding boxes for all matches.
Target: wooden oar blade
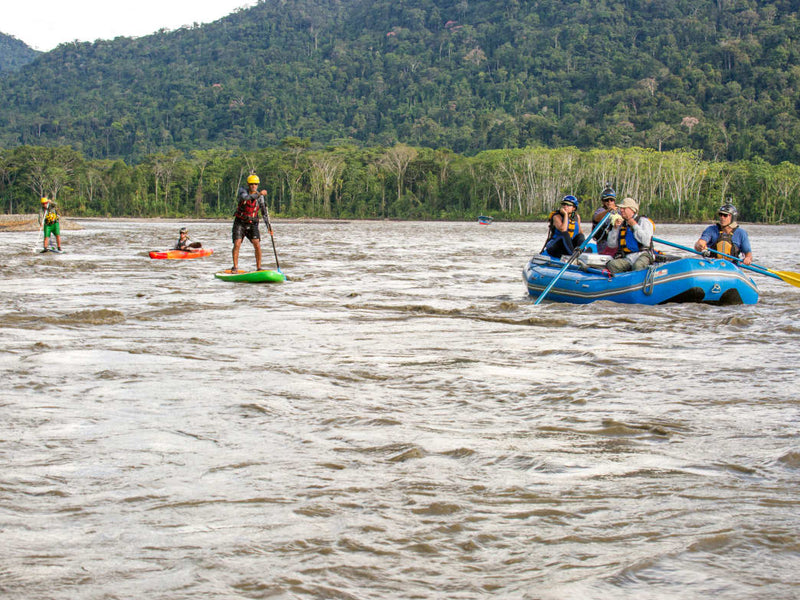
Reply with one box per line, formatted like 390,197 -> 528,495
769,269 -> 800,288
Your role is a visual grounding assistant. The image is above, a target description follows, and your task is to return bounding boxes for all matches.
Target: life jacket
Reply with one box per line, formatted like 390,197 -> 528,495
713,226 -> 740,260
44,207 -> 59,224
616,215 -> 654,255
234,190 -> 262,223
547,210 -> 580,244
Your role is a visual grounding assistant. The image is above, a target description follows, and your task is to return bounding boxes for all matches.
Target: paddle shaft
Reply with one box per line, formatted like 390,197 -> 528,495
34,211 -> 45,249
262,200 -> 281,272
651,236 -> 782,279
534,211 -> 612,305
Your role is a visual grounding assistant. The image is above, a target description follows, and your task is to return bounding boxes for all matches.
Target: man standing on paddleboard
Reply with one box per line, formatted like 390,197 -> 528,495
40,197 -> 63,252
231,174 -> 268,272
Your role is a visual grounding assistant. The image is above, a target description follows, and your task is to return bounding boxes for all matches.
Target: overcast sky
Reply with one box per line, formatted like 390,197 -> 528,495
3,0 -> 258,51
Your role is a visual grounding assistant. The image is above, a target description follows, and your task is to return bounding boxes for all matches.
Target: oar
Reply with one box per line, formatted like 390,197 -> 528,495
261,200 -> 281,273
652,236 -> 800,288
534,211 -> 612,305
33,212 -> 45,251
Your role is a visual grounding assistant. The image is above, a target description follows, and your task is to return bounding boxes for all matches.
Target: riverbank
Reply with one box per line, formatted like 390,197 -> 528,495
0,214 -> 82,232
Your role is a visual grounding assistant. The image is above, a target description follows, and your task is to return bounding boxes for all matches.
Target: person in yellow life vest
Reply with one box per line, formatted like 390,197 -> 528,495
543,195 -> 584,259
40,197 -> 62,252
231,174 -> 268,272
604,197 -> 655,273
694,203 -> 753,265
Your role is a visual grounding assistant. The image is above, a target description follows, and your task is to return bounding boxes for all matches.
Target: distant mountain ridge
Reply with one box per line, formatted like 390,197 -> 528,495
0,32 -> 40,73
1,0 -> 800,164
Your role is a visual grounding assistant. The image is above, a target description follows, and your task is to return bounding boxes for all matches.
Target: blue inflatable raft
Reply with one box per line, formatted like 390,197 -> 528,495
524,254 -> 759,305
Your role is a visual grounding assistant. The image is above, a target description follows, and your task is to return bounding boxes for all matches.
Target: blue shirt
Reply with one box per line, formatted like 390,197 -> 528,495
699,225 -> 751,256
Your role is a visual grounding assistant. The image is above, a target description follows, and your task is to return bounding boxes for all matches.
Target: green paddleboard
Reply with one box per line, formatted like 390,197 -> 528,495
214,269 -> 286,283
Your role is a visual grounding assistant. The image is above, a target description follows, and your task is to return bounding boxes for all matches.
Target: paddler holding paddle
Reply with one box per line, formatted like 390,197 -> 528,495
231,174 -> 268,273
39,197 -> 63,252
591,185 -> 618,256
174,227 -> 203,252
694,203 -> 753,265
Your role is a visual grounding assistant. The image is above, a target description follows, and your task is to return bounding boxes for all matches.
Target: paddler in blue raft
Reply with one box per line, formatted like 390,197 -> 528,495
591,185 -> 618,256
543,195 -> 584,259
694,202 -> 753,266
604,197 -> 655,273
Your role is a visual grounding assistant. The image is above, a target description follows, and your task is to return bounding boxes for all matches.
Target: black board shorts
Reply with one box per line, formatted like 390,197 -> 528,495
232,218 -> 260,241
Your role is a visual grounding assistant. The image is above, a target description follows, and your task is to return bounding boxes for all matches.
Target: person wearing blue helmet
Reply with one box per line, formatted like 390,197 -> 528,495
591,185 -> 618,255
543,195 -> 584,259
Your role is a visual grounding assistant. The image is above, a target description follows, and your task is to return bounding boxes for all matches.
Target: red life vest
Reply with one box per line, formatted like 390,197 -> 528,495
235,192 -> 262,223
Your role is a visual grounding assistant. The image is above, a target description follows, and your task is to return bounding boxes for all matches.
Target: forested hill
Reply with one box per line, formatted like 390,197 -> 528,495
2,0 -> 800,164
0,33 -> 40,73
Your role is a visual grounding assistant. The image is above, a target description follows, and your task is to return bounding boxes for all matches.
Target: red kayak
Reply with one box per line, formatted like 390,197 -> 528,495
149,248 -> 214,260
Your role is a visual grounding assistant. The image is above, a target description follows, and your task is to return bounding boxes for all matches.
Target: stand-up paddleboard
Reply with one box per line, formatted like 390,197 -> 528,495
214,269 -> 286,283
149,248 -> 214,259
39,247 -> 64,253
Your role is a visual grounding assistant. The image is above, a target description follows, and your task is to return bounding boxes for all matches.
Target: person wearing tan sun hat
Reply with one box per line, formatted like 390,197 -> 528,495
604,197 -> 655,273
694,202 -> 753,265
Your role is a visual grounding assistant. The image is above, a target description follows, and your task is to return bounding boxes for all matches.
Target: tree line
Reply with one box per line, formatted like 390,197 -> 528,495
2,142 -> 799,224
4,1 -> 800,164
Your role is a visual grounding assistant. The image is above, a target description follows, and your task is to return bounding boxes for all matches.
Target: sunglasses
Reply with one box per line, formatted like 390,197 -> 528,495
718,213 -> 731,217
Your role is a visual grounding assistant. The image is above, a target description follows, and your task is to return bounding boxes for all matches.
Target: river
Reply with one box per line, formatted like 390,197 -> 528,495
1,219 -> 798,599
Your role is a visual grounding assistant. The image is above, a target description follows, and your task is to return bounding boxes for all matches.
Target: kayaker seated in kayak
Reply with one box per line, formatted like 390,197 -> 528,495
543,195 -> 584,259
694,203 -> 752,265
174,227 -> 203,251
231,173 -> 268,272
604,197 -> 655,273
591,185 -> 618,256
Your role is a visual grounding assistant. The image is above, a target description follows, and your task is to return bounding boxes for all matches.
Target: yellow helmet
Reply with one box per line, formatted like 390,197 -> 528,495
247,174 -> 260,184
41,197 -> 49,204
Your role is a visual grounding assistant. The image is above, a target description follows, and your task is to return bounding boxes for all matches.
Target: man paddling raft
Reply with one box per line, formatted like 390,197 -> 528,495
231,174 -> 268,273
694,202 -> 753,266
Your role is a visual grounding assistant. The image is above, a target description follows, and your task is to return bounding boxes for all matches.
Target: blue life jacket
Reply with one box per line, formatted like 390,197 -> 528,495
547,210 -> 581,244
617,215 -> 654,255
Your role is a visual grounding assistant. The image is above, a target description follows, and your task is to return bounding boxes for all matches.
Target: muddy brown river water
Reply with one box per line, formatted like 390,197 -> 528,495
1,219 -> 799,599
